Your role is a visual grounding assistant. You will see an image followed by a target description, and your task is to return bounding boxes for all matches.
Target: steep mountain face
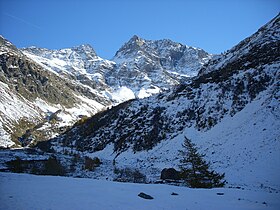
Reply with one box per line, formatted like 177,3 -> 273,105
22,45 -> 115,93
45,15 -> 280,189
113,35 -> 210,76
0,36 -> 111,148
22,36 -> 211,100
110,35 -> 211,97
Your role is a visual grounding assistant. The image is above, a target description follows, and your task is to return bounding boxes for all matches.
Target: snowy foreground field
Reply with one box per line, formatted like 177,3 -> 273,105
0,173 -> 279,210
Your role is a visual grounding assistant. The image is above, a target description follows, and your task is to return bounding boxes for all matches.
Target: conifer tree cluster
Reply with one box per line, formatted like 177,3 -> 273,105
179,137 -> 225,188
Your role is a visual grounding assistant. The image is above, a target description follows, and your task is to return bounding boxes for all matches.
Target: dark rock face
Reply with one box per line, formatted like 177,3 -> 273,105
160,168 -> 180,180
138,192 -> 154,200
0,52 -> 75,106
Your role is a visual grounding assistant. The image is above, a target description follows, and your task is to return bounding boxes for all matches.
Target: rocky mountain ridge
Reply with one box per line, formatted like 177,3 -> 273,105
110,35 -> 211,97
22,35 -> 211,99
114,35 -> 210,76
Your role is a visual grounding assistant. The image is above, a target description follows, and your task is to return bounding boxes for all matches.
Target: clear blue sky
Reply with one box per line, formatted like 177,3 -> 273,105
0,0 -> 279,59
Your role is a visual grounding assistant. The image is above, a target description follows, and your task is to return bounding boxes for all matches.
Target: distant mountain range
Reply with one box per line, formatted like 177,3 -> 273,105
22,35 -> 211,100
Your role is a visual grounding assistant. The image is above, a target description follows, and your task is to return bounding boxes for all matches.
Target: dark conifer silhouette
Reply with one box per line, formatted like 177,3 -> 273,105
179,137 -> 225,188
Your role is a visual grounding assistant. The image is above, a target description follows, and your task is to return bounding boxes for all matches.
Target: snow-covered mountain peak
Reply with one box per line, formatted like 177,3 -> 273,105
130,34 -> 145,44
0,35 -> 14,47
71,44 -> 97,59
23,43 -> 98,61
21,43 -> 110,78
113,35 -> 212,78
12,35 -> 214,108
113,35 -> 146,59
114,35 -> 209,61
20,35 -> 212,102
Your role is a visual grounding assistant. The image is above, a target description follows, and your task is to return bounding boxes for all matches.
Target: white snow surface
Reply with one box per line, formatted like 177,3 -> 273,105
110,86 -> 135,102
22,48 -> 115,80
137,86 -> 161,99
0,172 -> 279,210
0,122 -> 13,148
0,82 -> 41,125
0,82 -> 42,147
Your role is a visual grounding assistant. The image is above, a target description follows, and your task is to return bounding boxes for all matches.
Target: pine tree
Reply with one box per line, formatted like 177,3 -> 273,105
179,137 -> 225,188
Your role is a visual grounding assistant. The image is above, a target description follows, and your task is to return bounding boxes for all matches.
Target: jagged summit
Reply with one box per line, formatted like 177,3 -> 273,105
71,44 -> 97,58
21,43 -> 107,78
130,34 -> 143,42
115,35 -> 206,58
23,43 -> 97,58
113,35 -> 212,79
114,35 -> 184,58
114,35 -> 146,57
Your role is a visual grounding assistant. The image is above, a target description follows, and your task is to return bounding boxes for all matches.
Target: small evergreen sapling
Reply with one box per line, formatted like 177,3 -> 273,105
179,137 -> 225,188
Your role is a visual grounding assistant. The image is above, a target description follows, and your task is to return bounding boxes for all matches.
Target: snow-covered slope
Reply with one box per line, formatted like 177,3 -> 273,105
22,44 -> 115,87
0,36 -> 111,148
0,81 -> 42,147
44,14 -> 280,191
1,173 -> 278,210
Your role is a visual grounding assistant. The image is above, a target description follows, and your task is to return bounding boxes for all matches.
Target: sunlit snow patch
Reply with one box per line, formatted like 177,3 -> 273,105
137,86 -> 161,99
110,86 -> 135,103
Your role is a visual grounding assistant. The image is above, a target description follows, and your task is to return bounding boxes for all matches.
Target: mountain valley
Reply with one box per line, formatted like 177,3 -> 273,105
0,13 -> 279,201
